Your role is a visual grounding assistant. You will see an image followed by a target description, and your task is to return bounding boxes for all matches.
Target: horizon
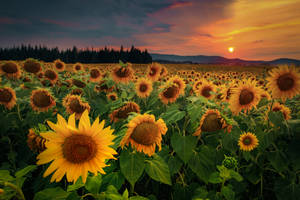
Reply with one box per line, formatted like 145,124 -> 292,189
1,0 -> 300,60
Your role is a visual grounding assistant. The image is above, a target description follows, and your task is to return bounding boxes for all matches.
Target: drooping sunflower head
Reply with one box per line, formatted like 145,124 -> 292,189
89,67 -> 102,82
0,87 -> 17,110
111,65 -> 134,84
196,81 -> 215,99
135,77 -> 153,98
159,83 -> 180,104
0,61 -> 22,79
109,102 -> 140,122
169,75 -> 186,96
193,80 -> 203,93
65,95 -> 91,119
229,80 -> 261,114
147,63 -> 162,82
36,110 -> 117,183
193,109 -> 231,137
107,92 -> 118,101
30,88 -> 56,112
54,59 -> 65,72
73,63 -> 83,72
27,128 -> 47,153
160,66 -> 168,77
120,114 -> 167,156
44,69 -> 58,83
94,80 -> 114,93
221,83 -> 236,102
271,102 -> 291,120
23,58 -> 42,74
266,65 -> 300,101
238,132 -> 259,151
72,79 -> 86,88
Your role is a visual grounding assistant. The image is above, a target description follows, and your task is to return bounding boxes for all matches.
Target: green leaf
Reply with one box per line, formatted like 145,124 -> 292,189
122,189 -> 129,200
33,187 -> 70,200
120,149 -> 145,187
267,152 -> 289,172
171,134 -> 197,164
229,170 -> 243,182
102,171 -> 125,190
145,154 -> 172,185
268,111 -> 284,126
85,174 -> 102,194
15,165 -> 37,178
208,172 -> 222,184
129,196 -> 149,200
0,170 -> 14,181
168,155 -> 183,175
221,186 -> 235,200
67,178 -> 84,192
160,105 -> 186,124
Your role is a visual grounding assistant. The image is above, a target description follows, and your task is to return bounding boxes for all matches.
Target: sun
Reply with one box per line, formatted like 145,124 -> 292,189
228,47 -> 234,53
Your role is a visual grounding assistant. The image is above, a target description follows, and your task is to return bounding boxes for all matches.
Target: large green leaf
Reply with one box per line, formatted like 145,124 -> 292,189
120,150 -> 145,187
85,174 -> 102,194
101,171 -> 125,190
167,155 -> 183,175
145,154 -> 172,185
160,105 -> 186,124
33,187 -> 70,200
15,165 -> 37,178
171,134 -> 197,164
221,186 -> 235,200
0,170 -> 14,181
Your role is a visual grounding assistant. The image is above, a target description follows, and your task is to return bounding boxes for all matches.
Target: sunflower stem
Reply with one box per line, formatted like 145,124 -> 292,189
0,181 -> 25,200
129,183 -> 135,195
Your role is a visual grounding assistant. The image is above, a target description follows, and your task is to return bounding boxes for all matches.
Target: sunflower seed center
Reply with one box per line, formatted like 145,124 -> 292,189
201,86 -> 212,98
32,91 -> 52,108
277,73 -> 294,91
0,89 -> 13,103
239,89 -> 254,105
90,69 -> 100,78
69,98 -> 86,113
242,136 -> 252,146
201,113 -> 223,132
2,63 -> 18,73
139,84 -> 148,92
163,86 -> 179,98
45,70 -> 57,80
131,122 -> 159,146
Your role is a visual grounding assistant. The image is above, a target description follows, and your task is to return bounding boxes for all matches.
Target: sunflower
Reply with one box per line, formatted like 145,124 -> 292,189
73,63 -> 83,72
135,78 -> 153,98
27,128 -> 47,153
260,90 -> 271,100
111,64 -> 134,84
107,92 -> 118,101
221,83 -> 236,102
193,80 -> 203,92
23,58 -> 42,74
159,83 -> 180,104
0,87 -> 17,110
193,109 -> 231,137
195,80 -> 216,99
89,68 -> 102,82
266,65 -> 300,101
64,95 -> 91,119
36,110 -> 117,183
271,102 -> 291,120
54,59 -> 65,72
147,63 -> 162,82
44,69 -> 58,83
229,80 -> 261,114
169,76 -> 186,96
120,114 -> 167,156
109,102 -> 140,122
238,132 -> 259,151
30,89 -> 56,112
94,80 -> 114,93
160,66 -> 168,77
72,79 -> 86,88
0,61 -> 21,79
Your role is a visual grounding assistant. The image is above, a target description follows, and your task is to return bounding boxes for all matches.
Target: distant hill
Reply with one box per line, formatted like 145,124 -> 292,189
151,53 -> 300,66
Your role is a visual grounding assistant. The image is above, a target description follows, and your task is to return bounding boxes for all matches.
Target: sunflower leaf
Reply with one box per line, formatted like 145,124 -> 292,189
145,154 -> 171,185
120,149 -> 145,188
171,134 -> 197,164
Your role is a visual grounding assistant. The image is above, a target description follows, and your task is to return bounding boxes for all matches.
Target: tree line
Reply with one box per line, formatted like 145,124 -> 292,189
0,45 -> 152,64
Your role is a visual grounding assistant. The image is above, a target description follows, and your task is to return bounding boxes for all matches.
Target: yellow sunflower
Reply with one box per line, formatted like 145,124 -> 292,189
147,63 -> 162,82
169,76 -> 186,96
0,87 -> 17,110
0,61 -> 22,79
44,69 -> 59,83
159,83 -> 180,104
23,58 -> 42,74
266,65 -> 300,101
36,110 -> 117,183
89,68 -> 102,82
160,66 -> 168,77
30,89 -> 56,112
238,132 -> 259,151
135,78 -> 153,98
72,79 -> 86,88
65,95 -> 91,119
54,59 -> 65,72
109,102 -> 140,122
195,80 -> 216,99
107,92 -> 118,101
73,63 -> 83,72
120,114 -> 167,156
229,80 -> 261,114
111,64 -> 134,84
193,109 -> 231,137
271,102 -> 291,120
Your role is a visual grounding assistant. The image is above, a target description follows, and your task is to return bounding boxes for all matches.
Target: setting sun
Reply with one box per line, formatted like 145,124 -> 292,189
228,47 -> 234,53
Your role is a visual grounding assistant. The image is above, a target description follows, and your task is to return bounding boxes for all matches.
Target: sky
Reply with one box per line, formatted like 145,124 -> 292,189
1,0 -> 300,60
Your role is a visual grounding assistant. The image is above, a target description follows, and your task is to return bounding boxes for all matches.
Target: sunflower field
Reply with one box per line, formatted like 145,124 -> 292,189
0,58 -> 299,200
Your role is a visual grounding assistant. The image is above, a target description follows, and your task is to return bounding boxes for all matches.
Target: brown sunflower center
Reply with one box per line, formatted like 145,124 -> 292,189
32,91 -> 52,108
130,122 -> 159,146
2,63 -> 18,73
242,136 -> 252,146
201,86 -> 212,97
201,113 -> 223,132
239,89 -> 254,105
109,95 -> 116,101
45,70 -> 57,80
272,107 -> 281,112
0,89 -> 13,103
149,68 -> 157,76
116,103 -> 139,119
116,67 -> 130,78
56,62 -> 64,69
277,73 -> 294,91
75,65 -> 81,70
163,86 -> 179,98
24,61 -> 41,73
90,69 -> 100,78
72,79 -> 86,88
69,98 -> 85,113
139,84 -> 148,92
62,134 -> 97,163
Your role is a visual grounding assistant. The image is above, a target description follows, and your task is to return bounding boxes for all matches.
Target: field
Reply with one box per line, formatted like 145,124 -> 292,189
0,59 -> 299,200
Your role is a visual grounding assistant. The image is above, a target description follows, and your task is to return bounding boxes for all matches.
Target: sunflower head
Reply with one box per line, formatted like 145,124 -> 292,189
71,88 -> 83,96
54,59 -> 65,72
111,65 -> 134,84
135,78 -> 153,98
120,114 -> 167,156
109,102 -> 140,122
90,68 -> 102,82
169,76 -> 186,96
27,128 -> 47,153
160,66 -> 168,77
73,63 -> 83,72
0,61 -> 21,79
65,95 -> 91,119
271,102 -> 291,120
72,79 -> 86,88
23,58 -> 42,74
30,89 -> 56,112
159,83 -> 180,104
107,92 -> 118,101
196,81 -> 215,99
147,63 -> 162,82
36,110 -> 117,183
238,132 -> 259,151
0,87 -> 17,110
44,69 -> 58,83
266,65 -> 300,101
